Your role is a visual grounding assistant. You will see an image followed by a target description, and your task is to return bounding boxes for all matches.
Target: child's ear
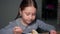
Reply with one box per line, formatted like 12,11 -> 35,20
20,11 -> 22,16
19,8 -> 22,16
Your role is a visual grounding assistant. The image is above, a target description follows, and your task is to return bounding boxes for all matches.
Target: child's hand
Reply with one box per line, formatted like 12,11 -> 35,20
13,26 -> 23,34
32,30 -> 38,34
50,30 -> 57,34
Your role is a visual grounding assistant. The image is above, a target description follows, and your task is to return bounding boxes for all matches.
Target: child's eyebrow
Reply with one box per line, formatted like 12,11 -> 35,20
24,11 -> 36,15
24,12 -> 30,14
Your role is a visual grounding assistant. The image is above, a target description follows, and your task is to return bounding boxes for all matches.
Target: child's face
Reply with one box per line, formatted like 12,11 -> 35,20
20,6 -> 36,24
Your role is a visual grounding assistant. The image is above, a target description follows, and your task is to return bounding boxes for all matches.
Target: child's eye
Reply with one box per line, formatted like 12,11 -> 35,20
32,13 -> 36,16
25,13 -> 30,16
26,13 -> 30,16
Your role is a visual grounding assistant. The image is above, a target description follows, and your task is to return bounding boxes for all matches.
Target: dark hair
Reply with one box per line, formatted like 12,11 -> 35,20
15,0 -> 37,19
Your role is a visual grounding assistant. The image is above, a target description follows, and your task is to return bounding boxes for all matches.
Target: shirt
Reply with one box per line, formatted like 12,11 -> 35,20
0,18 -> 55,34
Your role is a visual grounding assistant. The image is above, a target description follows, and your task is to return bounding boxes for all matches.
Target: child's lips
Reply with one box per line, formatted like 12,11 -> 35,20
27,20 -> 32,22
27,20 -> 32,23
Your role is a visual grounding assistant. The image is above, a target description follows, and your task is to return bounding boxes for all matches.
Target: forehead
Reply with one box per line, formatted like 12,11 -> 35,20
22,6 -> 36,13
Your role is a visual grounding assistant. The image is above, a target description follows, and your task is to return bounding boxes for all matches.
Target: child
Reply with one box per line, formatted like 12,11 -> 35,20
0,0 -> 56,34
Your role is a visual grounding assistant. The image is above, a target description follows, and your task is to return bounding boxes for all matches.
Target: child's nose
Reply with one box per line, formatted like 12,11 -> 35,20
29,15 -> 32,19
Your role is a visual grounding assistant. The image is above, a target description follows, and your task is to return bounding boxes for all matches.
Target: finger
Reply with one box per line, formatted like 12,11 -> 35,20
14,26 -> 23,32
50,30 -> 57,34
13,26 -> 23,34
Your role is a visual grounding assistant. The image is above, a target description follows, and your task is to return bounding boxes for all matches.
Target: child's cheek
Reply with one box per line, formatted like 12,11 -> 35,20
32,16 -> 36,20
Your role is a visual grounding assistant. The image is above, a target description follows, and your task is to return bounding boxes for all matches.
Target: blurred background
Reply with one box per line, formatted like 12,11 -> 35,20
0,0 -> 60,31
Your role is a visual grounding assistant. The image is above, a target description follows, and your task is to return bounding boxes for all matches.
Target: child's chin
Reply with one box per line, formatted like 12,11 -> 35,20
26,21 -> 32,24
